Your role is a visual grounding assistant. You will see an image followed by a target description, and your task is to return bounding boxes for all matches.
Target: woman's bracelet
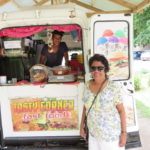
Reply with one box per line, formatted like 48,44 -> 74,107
121,131 -> 127,134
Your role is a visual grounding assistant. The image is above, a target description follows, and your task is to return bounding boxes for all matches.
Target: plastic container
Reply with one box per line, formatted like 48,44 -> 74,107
77,54 -> 83,64
50,66 -> 70,75
70,60 -> 79,71
0,76 -> 7,84
30,64 -> 49,83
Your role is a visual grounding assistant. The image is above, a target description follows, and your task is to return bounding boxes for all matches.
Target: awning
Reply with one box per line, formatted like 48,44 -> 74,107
0,0 -> 150,17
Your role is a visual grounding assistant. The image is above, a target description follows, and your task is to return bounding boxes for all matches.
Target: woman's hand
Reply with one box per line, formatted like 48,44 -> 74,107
80,125 -> 86,139
119,132 -> 127,147
116,103 -> 127,147
80,106 -> 87,140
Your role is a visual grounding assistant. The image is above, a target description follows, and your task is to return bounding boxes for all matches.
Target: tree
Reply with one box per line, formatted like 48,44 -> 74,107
134,6 -> 150,46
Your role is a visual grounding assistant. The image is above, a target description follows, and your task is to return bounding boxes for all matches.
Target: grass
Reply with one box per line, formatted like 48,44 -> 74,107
134,71 -> 150,91
136,100 -> 150,118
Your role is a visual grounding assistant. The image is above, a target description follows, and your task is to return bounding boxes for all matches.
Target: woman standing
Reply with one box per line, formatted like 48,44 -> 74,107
80,54 -> 126,150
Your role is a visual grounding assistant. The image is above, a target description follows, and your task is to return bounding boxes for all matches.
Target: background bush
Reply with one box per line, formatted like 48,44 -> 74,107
134,75 -> 141,91
134,71 -> 150,90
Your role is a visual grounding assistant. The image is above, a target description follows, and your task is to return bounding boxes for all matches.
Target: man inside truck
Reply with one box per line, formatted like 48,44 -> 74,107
40,30 -> 69,67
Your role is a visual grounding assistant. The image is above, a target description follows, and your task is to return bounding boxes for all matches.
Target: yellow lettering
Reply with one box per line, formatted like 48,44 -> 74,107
33,102 -> 38,110
52,101 -> 57,110
68,100 -> 74,110
57,100 -> 63,110
12,103 -> 17,112
40,102 -> 45,111
27,103 -> 32,110
22,103 -> 28,109
16,103 -> 23,112
63,100 -> 67,110
45,101 -> 51,110
11,99 -> 75,112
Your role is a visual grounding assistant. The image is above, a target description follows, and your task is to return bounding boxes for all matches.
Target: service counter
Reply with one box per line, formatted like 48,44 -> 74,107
0,82 -> 84,140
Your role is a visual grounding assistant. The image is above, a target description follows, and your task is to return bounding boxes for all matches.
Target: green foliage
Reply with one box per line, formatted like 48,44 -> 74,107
134,75 -> 141,91
134,6 -> 150,46
134,71 -> 150,89
136,100 -> 150,118
4,37 -> 20,41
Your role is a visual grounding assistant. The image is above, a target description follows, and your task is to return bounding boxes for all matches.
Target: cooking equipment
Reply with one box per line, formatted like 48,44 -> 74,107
48,74 -> 76,83
0,76 -> 7,84
51,66 -> 70,75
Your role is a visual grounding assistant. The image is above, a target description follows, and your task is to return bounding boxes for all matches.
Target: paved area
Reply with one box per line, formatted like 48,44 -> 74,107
133,60 -> 150,72
129,112 -> 150,150
130,87 -> 150,150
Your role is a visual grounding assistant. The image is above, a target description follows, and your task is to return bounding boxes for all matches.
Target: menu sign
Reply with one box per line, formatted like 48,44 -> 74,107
4,40 -> 21,49
11,97 -> 78,131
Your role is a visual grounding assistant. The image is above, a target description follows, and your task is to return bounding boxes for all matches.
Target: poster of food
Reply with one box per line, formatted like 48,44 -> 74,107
10,97 -> 78,132
0,84 -> 84,138
94,21 -> 129,80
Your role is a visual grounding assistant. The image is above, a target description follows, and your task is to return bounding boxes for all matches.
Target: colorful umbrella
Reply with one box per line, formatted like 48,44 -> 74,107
114,30 -> 125,37
97,37 -> 108,45
103,29 -> 114,37
108,36 -> 119,43
119,37 -> 128,45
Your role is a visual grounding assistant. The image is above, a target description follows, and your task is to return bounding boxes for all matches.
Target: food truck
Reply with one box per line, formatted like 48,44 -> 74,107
0,1 -> 144,149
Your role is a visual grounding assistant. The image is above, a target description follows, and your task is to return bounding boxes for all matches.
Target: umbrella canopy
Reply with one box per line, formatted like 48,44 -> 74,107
114,30 -> 125,37
108,36 -> 119,43
103,29 -> 114,37
97,37 -> 108,45
119,37 -> 128,45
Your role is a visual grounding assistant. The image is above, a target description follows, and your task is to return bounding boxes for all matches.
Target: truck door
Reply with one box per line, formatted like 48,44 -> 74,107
90,14 -> 141,149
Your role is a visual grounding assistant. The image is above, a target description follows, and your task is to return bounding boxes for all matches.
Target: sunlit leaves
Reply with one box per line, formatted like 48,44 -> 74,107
134,6 -> 150,46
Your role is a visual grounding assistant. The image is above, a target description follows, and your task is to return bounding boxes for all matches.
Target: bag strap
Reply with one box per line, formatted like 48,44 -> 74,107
86,78 -> 107,117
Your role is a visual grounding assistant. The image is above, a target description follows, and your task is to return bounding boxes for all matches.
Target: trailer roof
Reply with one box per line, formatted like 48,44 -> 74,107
0,0 -> 150,17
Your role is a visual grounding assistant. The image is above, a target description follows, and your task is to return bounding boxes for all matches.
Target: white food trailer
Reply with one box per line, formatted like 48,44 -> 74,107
0,2 -> 144,149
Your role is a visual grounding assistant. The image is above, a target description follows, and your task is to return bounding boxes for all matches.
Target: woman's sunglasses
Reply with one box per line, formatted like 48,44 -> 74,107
90,66 -> 105,72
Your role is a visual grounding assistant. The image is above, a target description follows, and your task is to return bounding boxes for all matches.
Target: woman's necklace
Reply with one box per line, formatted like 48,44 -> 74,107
48,49 -> 54,53
48,45 -> 58,53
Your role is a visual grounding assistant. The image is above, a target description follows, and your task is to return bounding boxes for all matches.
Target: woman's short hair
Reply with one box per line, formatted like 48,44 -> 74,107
89,54 -> 110,72
52,30 -> 64,37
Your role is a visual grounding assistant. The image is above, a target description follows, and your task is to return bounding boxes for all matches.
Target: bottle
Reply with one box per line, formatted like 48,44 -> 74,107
0,48 -> 4,56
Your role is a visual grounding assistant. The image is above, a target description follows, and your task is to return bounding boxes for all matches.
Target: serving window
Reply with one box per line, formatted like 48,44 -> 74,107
0,25 -> 84,84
